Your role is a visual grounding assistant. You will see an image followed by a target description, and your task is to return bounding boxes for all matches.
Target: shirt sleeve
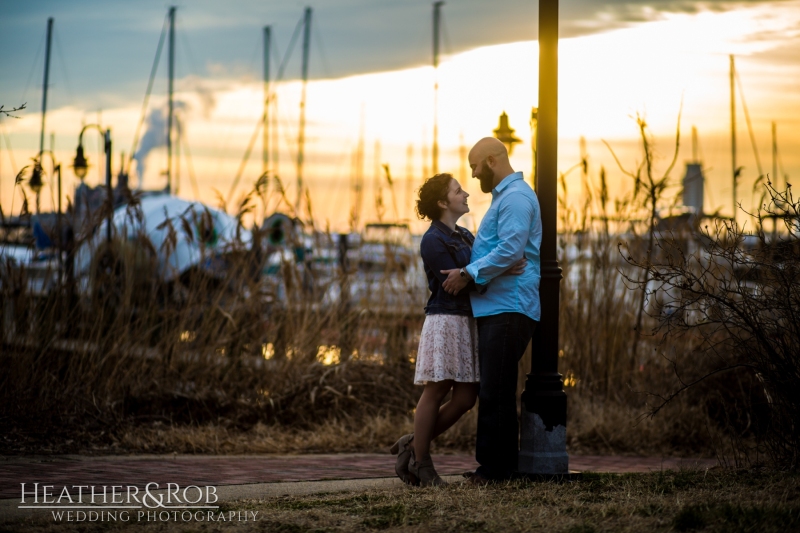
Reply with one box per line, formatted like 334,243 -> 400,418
465,193 -> 534,286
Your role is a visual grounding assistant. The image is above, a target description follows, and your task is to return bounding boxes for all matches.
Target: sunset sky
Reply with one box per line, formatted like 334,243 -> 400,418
2,0 -> 799,233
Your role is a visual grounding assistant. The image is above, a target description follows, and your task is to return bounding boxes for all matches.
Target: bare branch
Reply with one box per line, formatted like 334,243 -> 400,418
0,103 -> 27,118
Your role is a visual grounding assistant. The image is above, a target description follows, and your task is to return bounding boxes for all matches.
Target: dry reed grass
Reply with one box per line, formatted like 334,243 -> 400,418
0,127 -> 763,462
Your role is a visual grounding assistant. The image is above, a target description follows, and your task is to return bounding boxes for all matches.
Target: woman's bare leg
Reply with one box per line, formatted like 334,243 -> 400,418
413,380 -> 454,459
432,382 -> 479,438
411,382 -> 478,457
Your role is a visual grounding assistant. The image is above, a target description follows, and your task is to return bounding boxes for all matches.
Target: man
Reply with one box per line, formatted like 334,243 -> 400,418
441,137 -> 542,483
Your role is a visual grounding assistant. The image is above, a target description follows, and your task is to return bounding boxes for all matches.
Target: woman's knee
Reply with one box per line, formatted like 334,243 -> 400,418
456,396 -> 477,413
421,380 -> 454,404
451,385 -> 478,412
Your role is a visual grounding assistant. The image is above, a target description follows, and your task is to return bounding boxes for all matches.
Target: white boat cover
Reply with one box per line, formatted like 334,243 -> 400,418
75,193 -> 252,281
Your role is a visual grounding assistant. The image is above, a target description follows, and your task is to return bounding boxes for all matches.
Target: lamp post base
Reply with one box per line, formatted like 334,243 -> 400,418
518,410 -> 569,474
518,373 -> 569,475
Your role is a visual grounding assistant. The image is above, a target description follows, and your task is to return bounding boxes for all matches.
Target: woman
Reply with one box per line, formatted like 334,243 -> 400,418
390,173 -> 524,486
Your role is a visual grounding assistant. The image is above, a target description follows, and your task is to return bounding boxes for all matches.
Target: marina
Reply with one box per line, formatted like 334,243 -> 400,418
1,0 -> 798,488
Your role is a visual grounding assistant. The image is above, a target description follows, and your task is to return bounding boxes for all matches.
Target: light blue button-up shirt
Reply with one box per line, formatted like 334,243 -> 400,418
465,172 -> 542,322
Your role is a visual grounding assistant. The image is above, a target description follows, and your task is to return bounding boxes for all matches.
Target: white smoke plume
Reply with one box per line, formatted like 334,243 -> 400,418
133,102 -> 190,189
133,108 -> 167,189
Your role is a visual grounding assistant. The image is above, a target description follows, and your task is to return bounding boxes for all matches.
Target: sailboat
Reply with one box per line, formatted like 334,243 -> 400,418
0,17 -> 63,296
72,7 -> 253,285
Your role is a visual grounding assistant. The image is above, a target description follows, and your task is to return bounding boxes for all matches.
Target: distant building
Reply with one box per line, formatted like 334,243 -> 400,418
682,163 -> 704,216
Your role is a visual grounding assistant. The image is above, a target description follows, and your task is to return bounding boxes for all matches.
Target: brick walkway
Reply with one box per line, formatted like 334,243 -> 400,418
0,454 -> 716,500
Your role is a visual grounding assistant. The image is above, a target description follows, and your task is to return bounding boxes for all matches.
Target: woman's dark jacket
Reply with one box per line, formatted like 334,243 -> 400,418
419,219 -> 478,316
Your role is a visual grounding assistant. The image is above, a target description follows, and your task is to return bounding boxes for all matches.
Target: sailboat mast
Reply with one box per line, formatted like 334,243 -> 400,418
772,121 -> 777,191
373,140 -> 382,222
730,54 -> 736,222
167,6 -> 175,194
296,7 -> 312,211
405,144 -> 414,219
39,18 -> 54,158
263,26 -> 271,176
421,127 -> 429,180
458,133 -> 467,187
432,1 -> 444,175
352,106 -> 365,229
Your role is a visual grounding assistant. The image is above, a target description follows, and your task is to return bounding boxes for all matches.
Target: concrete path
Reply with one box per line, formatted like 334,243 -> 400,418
0,453 -> 717,523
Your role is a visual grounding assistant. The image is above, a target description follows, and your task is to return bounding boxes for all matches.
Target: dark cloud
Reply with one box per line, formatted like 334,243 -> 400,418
0,0 -> 791,113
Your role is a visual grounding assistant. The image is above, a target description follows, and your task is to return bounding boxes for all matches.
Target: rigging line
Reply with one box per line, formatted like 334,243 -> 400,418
735,70 -> 763,181
279,113 -> 298,167
320,133 -> 352,213
311,150 -> 350,231
20,28 -> 46,107
239,28 -> 294,201
440,11 -> 453,57
211,36 -> 274,185
208,34 -> 262,181
268,31 -> 283,116
277,15 -> 305,82
128,13 -> 169,173
178,117 -> 200,200
53,26 -> 76,107
178,26 -> 202,77
226,113 -> 264,208
183,137 -> 201,201
245,33 -> 260,78
328,139 -> 355,227
312,21 -> 331,79
271,31 -> 283,77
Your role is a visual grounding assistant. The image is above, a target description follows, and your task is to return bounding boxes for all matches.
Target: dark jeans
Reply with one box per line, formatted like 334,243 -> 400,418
475,312 -> 538,480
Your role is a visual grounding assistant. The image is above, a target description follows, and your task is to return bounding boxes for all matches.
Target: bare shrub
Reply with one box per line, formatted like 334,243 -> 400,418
620,181 -> 800,469
556,119 -> 760,462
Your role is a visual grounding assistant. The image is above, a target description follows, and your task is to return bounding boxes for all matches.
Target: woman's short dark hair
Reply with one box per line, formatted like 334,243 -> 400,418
415,173 -> 454,221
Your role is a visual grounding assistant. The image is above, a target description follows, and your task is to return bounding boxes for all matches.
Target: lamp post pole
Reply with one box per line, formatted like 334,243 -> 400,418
73,124 -> 114,245
518,0 -> 569,476
56,162 -> 62,279
104,129 -> 112,244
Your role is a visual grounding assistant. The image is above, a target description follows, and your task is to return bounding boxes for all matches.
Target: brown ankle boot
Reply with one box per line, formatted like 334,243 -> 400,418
390,434 -> 418,486
408,452 -> 447,487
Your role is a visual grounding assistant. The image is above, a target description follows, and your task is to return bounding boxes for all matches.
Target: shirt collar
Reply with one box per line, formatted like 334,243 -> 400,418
431,219 -> 461,237
492,171 -> 524,197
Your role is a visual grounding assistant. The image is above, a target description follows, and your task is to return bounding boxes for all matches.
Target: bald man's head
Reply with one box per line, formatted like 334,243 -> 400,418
469,137 -> 508,162
468,137 -> 515,193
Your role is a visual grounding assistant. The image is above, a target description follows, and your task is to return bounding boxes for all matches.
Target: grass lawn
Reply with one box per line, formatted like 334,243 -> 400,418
4,469 -> 799,532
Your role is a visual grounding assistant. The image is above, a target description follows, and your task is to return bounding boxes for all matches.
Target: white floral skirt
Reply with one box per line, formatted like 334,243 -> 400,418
414,314 -> 480,385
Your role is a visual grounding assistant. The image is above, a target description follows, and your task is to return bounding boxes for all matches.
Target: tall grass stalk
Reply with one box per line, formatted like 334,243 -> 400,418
1,132 -> 760,460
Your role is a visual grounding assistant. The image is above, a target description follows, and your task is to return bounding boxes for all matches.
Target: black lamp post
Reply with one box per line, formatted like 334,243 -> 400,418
530,107 -> 539,188
73,144 -> 88,181
518,0 -> 569,476
73,124 -> 113,245
493,111 -> 522,155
